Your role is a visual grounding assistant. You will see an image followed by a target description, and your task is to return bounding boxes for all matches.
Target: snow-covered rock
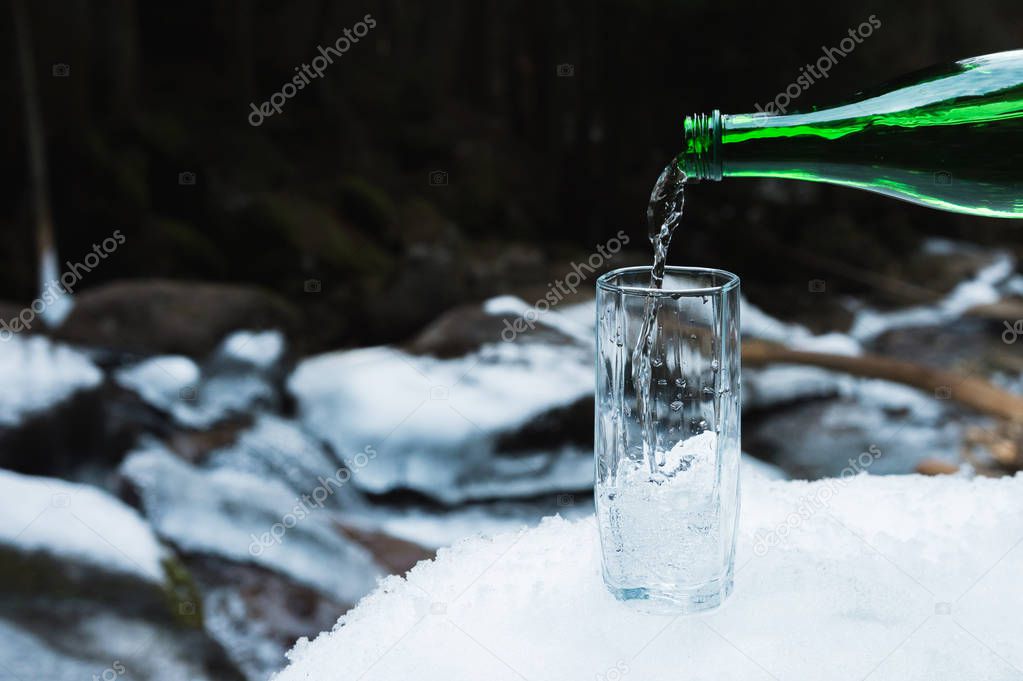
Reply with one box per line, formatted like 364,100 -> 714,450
120,440 -> 381,604
274,473 -> 1023,681
850,244 -> 1016,342
0,468 -> 166,583
0,335 -> 102,427
289,300 -> 595,505
347,453 -> 784,550
115,330 -> 284,429
0,613 -> 244,681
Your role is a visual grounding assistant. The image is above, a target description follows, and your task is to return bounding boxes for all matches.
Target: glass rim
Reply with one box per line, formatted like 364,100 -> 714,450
597,265 -> 740,297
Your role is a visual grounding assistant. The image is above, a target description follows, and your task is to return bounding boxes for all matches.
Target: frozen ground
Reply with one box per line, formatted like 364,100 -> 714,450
274,473 -> 1023,681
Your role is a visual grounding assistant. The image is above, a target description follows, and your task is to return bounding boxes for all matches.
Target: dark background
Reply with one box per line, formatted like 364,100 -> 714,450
3,0 -> 1021,352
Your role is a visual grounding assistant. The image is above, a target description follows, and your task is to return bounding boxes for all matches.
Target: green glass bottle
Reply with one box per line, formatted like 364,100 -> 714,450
678,50 -> 1023,218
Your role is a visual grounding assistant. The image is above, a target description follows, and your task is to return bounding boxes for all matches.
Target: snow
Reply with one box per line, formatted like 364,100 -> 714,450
347,454 -> 783,550
38,246 -> 74,327
288,336 -> 594,505
120,440 -> 381,603
850,249 -> 1015,341
115,348 -> 277,430
0,335 -> 102,426
0,468 -> 166,583
274,473 -> 1023,681
220,330 -> 286,368
482,295 -> 593,343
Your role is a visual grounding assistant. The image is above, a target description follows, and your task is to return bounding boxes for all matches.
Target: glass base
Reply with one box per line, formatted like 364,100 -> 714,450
606,575 -> 733,615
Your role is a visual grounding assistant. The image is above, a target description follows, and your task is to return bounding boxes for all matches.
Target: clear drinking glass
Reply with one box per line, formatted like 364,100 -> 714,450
595,266 -> 741,613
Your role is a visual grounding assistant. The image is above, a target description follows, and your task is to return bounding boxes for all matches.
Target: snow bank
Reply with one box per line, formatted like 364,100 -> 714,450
275,473 -> 1023,681
0,468 -> 166,583
0,335 -> 102,426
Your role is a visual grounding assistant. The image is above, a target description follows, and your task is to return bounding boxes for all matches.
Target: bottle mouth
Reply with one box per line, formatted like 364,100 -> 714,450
679,110 -> 722,181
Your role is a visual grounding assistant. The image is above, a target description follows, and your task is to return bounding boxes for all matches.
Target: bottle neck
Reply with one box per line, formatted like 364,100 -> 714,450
678,111 -> 723,181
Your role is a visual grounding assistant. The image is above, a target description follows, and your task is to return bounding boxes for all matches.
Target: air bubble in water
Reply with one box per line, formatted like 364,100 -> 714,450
670,400 -> 684,412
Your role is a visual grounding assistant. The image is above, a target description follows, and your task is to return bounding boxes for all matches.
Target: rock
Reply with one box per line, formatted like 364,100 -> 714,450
113,330 -> 287,431
119,438 -> 382,604
0,469 -> 244,680
0,300 -> 33,336
406,299 -> 580,359
54,279 -> 299,357
335,524 -> 434,575
0,612 -> 244,681
289,297 -> 596,505
0,335 -> 103,427
187,556 -> 350,681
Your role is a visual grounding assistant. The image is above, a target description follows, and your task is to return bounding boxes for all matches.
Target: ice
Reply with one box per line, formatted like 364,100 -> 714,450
0,335 -> 102,426
274,473 -> 1023,681
120,440 -> 381,603
0,468 -> 166,583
